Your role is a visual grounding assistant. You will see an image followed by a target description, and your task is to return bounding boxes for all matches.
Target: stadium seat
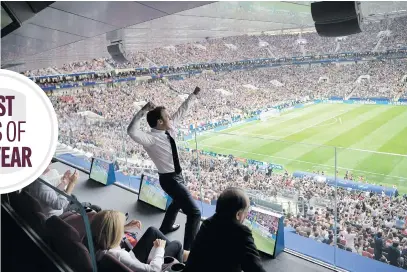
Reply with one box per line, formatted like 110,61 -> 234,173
7,191 -> 23,211
98,253 -> 132,272
46,215 -> 93,272
61,211 -> 97,241
9,191 -> 47,237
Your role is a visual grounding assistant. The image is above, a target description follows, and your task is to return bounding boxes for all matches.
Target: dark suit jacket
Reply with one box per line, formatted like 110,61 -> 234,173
374,236 -> 383,258
387,246 -> 401,266
183,213 -> 266,272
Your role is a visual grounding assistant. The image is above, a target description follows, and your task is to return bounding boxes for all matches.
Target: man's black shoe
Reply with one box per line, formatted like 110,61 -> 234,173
161,224 -> 181,234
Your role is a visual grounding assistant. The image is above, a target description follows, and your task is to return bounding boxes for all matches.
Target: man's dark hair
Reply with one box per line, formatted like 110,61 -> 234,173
216,187 -> 249,219
146,106 -> 165,128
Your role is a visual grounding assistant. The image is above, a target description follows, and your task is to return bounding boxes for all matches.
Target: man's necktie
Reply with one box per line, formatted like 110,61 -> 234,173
165,131 -> 182,174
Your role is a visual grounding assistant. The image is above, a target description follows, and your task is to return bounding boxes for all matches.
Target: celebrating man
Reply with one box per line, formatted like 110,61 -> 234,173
127,87 -> 201,250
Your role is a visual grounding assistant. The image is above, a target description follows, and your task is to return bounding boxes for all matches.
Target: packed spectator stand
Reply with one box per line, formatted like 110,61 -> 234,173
11,18 -> 407,271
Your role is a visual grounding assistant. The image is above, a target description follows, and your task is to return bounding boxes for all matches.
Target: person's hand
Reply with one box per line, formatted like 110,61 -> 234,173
125,220 -> 142,230
142,102 -> 155,111
153,239 -> 166,248
70,170 -> 79,184
193,87 -> 200,95
65,170 -> 78,195
62,170 -> 72,185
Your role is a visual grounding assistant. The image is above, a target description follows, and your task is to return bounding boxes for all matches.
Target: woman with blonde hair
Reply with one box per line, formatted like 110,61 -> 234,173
91,210 -> 187,272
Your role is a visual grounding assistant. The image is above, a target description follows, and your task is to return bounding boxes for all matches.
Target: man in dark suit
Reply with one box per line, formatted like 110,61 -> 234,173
387,241 -> 401,267
374,232 -> 384,260
183,187 -> 266,272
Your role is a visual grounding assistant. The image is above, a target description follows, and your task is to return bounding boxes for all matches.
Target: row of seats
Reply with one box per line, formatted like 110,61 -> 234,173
6,191 -> 131,272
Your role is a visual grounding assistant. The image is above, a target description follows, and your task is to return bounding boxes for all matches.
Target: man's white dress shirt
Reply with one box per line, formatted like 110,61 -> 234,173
26,169 -> 69,219
128,93 -> 196,174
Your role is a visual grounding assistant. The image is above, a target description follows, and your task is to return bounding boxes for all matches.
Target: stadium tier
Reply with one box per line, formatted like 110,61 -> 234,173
15,16 -> 407,76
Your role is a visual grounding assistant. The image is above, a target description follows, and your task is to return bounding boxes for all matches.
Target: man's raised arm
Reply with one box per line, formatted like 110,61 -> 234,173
127,102 -> 155,146
171,87 -> 200,126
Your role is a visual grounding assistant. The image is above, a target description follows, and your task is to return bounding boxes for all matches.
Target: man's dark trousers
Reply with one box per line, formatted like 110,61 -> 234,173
159,172 -> 201,250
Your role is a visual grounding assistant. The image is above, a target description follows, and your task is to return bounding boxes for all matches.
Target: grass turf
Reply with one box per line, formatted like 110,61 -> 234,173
190,104 -> 407,194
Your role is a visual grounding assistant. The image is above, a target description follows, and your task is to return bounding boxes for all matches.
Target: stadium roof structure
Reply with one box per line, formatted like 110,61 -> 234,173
2,1 -> 407,71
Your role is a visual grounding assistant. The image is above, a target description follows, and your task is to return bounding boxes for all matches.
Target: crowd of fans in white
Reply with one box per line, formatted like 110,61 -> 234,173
27,18 -> 407,267
48,63 -> 407,267
21,17 -> 407,77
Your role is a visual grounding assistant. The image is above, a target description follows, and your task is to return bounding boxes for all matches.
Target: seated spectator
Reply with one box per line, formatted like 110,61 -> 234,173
340,227 -> 357,252
26,165 -> 79,219
337,238 -> 346,250
91,210 -> 187,272
395,216 -> 405,229
323,234 -> 334,245
385,218 -> 394,229
184,187 -> 266,272
387,241 -> 401,267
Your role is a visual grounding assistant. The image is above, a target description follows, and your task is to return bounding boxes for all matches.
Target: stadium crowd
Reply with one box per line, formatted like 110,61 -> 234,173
284,179 -> 407,268
18,17 -> 407,75
23,16 -> 407,269
49,71 -> 407,270
48,69 -> 407,269
37,59 -> 407,102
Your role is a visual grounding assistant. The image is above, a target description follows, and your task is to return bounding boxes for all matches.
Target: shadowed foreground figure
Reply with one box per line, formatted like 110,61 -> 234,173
184,187 -> 266,272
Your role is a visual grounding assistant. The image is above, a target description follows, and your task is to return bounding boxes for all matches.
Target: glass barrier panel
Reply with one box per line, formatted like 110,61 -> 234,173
193,130 -> 337,265
55,108 -> 94,172
115,123 -> 134,190
335,147 -> 407,271
174,128 -> 203,218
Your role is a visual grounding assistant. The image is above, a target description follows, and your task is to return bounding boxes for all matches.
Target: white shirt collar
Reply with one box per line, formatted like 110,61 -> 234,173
151,128 -> 166,134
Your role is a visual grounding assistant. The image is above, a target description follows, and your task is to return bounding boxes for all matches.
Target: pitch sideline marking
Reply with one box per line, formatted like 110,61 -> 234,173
198,144 -> 407,180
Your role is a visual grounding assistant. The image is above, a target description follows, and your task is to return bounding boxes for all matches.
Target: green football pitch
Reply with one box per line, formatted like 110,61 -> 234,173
190,104 -> 407,194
